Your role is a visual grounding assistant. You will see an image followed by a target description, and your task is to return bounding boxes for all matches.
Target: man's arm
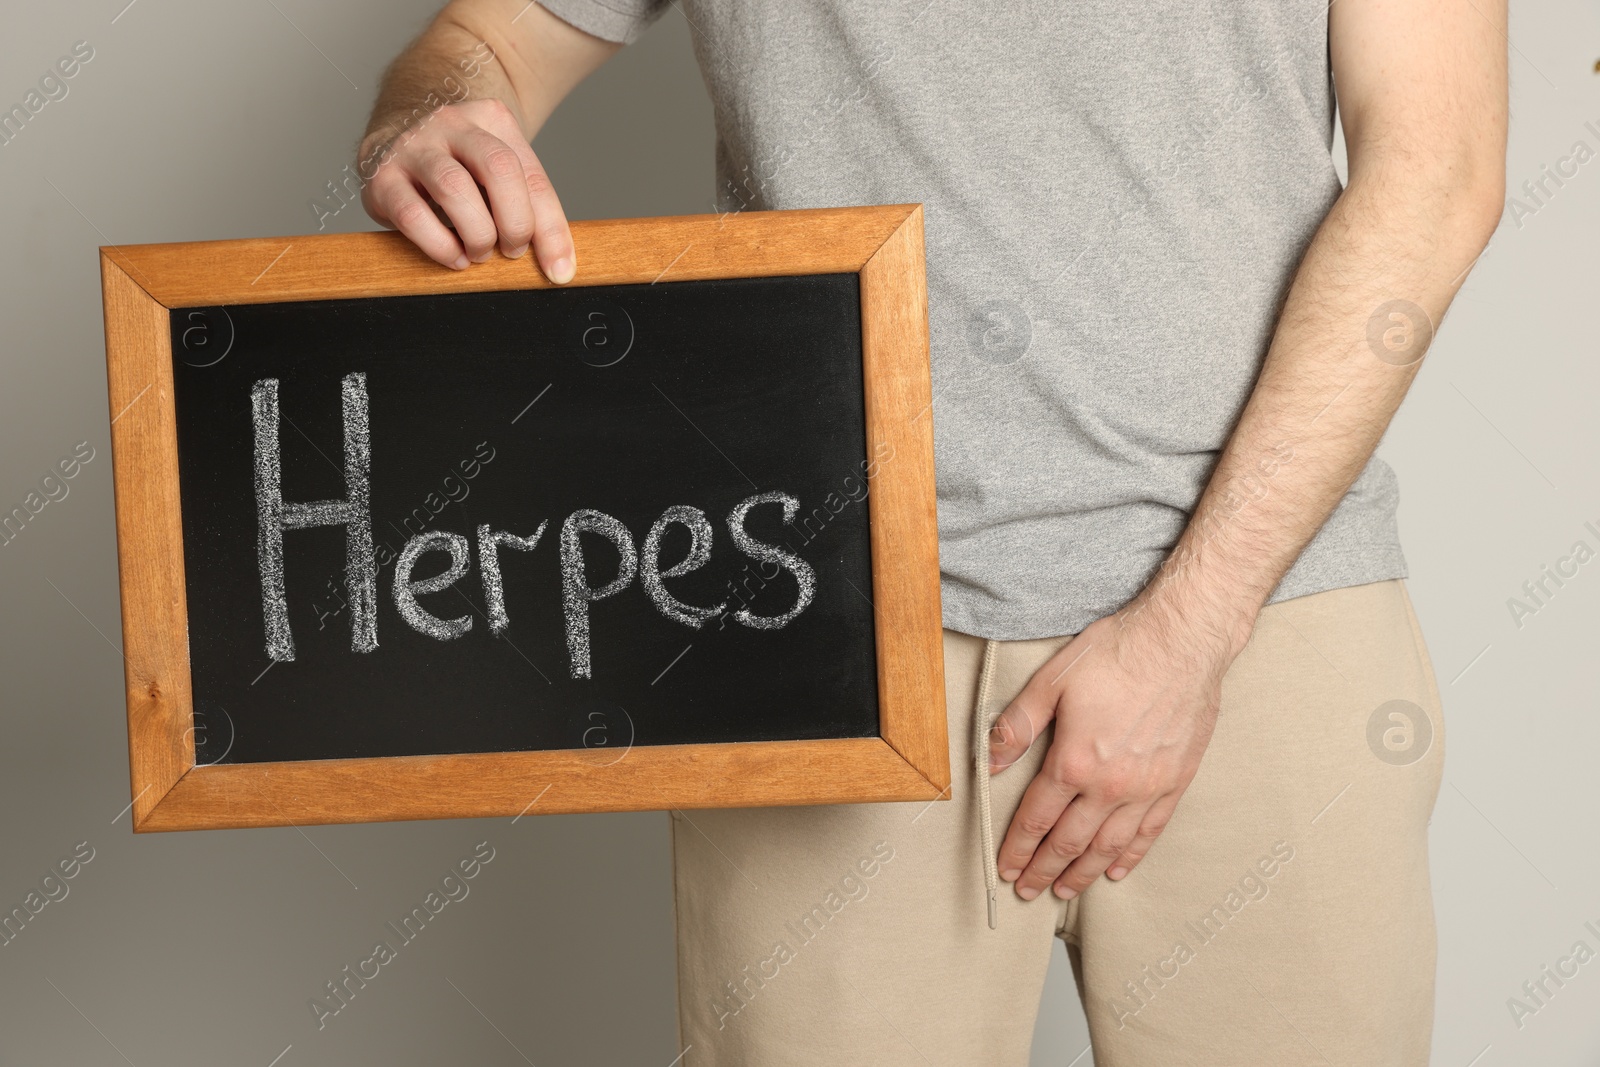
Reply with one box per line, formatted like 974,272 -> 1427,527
989,0 -> 1508,904
358,0 -> 618,276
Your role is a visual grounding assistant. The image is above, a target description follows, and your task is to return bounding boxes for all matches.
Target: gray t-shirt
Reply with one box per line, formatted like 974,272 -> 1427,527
539,0 -> 1408,640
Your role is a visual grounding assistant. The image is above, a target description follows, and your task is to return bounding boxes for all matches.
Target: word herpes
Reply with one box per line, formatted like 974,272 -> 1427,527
252,373 -> 816,678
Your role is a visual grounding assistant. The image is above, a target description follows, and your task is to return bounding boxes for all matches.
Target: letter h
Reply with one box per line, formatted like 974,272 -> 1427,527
252,373 -> 377,660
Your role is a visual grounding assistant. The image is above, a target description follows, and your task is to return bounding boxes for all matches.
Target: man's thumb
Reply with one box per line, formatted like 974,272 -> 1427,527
987,692 -> 1054,773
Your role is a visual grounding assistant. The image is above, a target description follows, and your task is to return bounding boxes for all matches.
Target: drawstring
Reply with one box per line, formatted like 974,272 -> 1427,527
973,638 -> 1001,930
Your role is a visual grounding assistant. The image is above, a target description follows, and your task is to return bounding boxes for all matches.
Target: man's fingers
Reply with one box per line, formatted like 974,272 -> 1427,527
353,101 -> 575,281
503,138 -> 575,283
412,150 -> 500,264
1105,792 -> 1181,882
988,689 -> 1054,773
366,173 -> 468,270
1053,803 -> 1150,899
446,126 -> 536,261
1014,798 -> 1114,900
464,99 -> 576,282
995,771 -> 1076,887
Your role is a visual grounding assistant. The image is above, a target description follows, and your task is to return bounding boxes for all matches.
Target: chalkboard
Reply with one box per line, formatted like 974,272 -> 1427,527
102,206 -> 946,831
174,273 -> 880,763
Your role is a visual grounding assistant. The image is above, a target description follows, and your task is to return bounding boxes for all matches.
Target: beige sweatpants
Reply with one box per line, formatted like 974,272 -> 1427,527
669,579 -> 1446,1065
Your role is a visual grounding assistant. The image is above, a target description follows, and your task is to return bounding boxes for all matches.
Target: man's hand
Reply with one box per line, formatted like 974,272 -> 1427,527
988,602 -> 1241,901
360,97 -> 575,278
355,0 -> 619,276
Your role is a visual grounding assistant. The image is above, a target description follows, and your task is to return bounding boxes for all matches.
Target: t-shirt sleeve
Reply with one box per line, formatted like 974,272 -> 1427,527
536,0 -> 671,45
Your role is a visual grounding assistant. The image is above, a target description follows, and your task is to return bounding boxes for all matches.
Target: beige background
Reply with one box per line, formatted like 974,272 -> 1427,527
0,2 -> 1595,1063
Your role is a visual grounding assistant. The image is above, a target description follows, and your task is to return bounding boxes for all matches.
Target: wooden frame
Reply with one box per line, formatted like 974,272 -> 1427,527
100,204 -> 947,832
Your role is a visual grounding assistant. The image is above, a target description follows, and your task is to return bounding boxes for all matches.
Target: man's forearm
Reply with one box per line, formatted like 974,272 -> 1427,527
360,15 -> 515,159
1127,163 -> 1503,658
359,1 -> 612,160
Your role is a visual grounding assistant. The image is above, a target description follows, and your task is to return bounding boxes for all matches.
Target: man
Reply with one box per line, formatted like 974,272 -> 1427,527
357,1 -> 1505,1062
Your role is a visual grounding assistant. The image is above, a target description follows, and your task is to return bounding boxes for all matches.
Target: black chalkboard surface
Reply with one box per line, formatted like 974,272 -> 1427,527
172,274 -> 880,765
103,206 -> 944,830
